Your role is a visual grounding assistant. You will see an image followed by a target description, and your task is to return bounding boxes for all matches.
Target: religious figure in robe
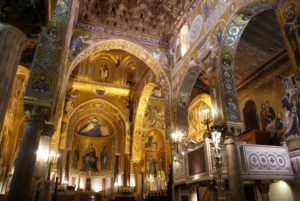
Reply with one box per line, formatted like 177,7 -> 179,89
149,158 -> 157,177
282,89 -> 300,138
71,143 -> 79,169
100,145 -> 109,170
82,143 -> 98,171
285,13 -> 300,67
77,118 -> 102,137
100,65 -> 109,82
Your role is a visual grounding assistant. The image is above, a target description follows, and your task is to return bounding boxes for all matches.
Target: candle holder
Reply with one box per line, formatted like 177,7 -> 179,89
199,109 -> 213,139
210,126 -> 226,201
46,151 -> 60,181
171,130 -> 184,154
171,130 -> 185,164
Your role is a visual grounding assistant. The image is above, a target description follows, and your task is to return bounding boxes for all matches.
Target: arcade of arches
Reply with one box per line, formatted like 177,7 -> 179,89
0,0 -> 300,201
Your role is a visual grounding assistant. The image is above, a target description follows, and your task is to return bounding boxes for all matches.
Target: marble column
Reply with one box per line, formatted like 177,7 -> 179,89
257,181 -> 270,201
288,150 -> 300,201
35,135 -> 52,180
7,106 -> 50,201
123,154 -> 130,187
208,183 -> 217,201
133,163 -> 139,192
34,127 -> 54,201
225,136 -> 245,201
114,154 -> 120,183
0,24 -> 26,132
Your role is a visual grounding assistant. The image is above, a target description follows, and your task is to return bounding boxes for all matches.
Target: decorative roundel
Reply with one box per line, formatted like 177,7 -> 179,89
189,15 -> 203,42
229,26 -> 240,36
28,70 -> 56,96
268,154 -> 277,168
222,70 -> 232,79
258,153 -> 268,168
249,153 -> 260,168
276,155 -> 286,168
224,81 -> 234,90
225,36 -> 235,47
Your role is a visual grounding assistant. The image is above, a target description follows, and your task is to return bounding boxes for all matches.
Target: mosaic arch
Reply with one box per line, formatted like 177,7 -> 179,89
63,39 -> 172,133
217,2 -> 281,130
175,65 -> 203,134
132,82 -> 157,162
63,99 -> 127,151
175,1 -> 292,134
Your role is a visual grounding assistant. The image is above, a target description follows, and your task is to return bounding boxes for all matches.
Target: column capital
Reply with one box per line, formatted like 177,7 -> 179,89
24,104 -> 50,123
40,123 -> 55,136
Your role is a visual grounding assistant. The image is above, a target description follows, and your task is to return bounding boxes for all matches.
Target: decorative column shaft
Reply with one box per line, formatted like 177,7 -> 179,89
123,154 -> 130,187
114,154 -> 120,183
0,24 -> 26,132
35,135 -> 51,179
7,106 -> 49,201
224,136 -> 245,201
257,180 -> 270,201
208,182 -> 217,201
7,0 -> 74,200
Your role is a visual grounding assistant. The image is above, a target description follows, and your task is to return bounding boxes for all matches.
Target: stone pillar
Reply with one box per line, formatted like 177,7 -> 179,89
225,136 -> 245,201
34,127 -> 54,201
208,183 -> 217,201
133,163 -> 139,192
35,135 -> 51,179
289,150 -> 300,200
257,181 -> 270,201
0,24 -> 26,132
64,150 -> 71,183
209,69 -> 245,201
7,106 -> 50,201
123,154 -> 130,187
114,154 -> 120,183
56,149 -> 64,183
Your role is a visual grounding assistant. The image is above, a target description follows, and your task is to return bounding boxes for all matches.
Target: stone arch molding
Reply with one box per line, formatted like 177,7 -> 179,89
217,2 -> 275,128
63,39 -> 172,133
175,65 -> 204,134
67,39 -> 170,85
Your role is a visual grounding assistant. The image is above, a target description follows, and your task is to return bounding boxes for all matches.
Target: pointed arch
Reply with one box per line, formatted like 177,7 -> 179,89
132,82 -> 157,162
175,65 -> 204,134
217,2 -> 275,129
61,39 -> 172,134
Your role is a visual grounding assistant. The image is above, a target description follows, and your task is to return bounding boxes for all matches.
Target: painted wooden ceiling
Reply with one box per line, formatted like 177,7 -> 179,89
234,9 -> 286,87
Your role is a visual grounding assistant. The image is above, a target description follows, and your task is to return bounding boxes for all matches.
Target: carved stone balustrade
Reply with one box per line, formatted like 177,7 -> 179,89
172,140 -> 294,185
